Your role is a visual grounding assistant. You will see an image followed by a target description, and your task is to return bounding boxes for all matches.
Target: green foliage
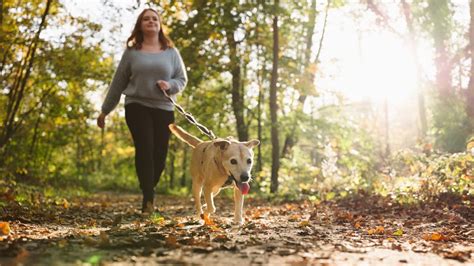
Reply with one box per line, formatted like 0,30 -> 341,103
431,95 -> 472,153
380,148 -> 474,203
273,104 -> 381,199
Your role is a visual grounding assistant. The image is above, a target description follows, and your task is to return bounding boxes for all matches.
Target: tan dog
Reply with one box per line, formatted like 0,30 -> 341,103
169,124 -> 260,225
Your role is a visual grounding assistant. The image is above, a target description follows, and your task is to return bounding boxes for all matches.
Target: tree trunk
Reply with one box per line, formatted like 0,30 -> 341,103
427,0 -> 452,98
270,0 -> 280,193
226,28 -> 248,141
0,0 -> 53,152
467,0 -> 474,121
401,0 -> 428,138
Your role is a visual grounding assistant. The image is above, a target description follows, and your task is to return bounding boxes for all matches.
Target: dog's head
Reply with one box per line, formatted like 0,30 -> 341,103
214,138 -> 260,192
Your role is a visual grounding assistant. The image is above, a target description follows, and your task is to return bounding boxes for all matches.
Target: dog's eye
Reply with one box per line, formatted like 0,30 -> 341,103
230,159 -> 237,165
247,159 -> 252,164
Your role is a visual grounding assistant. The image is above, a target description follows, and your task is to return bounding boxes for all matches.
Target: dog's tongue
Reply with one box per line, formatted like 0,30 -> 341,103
238,182 -> 250,195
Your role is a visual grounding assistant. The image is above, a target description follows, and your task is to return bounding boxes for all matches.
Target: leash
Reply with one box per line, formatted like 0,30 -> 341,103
158,86 -> 216,140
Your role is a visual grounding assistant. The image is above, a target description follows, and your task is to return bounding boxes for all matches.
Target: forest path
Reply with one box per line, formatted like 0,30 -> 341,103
1,192 -> 473,265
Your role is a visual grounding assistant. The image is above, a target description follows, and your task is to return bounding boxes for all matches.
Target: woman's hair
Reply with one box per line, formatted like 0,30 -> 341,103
126,8 -> 174,50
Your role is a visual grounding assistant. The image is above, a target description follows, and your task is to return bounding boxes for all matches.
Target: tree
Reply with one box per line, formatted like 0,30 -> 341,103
426,0 -> 453,98
0,0 -> 53,155
467,0 -> 474,122
401,0 -> 428,138
270,0 -> 280,193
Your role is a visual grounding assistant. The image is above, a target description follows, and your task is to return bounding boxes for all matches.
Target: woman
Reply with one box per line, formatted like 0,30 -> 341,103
97,8 -> 187,214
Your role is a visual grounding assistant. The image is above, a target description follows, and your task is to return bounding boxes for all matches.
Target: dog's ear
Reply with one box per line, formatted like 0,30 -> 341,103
244,139 -> 260,148
214,140 -> 231,150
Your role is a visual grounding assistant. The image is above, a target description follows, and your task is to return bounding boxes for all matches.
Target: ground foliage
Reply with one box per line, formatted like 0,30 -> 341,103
0,191 -> 472,265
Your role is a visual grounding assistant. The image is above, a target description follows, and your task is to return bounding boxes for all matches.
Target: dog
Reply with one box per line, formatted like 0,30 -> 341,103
169,124 -> 260,225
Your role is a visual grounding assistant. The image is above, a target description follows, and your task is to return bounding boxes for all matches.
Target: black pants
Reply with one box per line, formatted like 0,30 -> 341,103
125,103 -> 174,205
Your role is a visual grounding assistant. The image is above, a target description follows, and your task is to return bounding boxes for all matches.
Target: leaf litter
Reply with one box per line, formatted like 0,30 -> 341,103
0,192 -> 472,265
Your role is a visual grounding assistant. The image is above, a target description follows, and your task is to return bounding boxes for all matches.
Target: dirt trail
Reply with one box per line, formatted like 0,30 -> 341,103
1,193 -> 473,265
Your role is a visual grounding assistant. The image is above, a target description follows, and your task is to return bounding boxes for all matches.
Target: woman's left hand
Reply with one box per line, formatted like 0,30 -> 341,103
157,80 -> 170,92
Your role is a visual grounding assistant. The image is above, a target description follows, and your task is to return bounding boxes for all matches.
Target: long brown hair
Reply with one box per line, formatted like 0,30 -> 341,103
126,8 -> 174,50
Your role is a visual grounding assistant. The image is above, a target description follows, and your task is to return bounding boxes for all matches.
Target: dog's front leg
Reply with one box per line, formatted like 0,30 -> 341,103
192,181 -> 203,220
233,187 -> 244,225
203,187 -> 216,216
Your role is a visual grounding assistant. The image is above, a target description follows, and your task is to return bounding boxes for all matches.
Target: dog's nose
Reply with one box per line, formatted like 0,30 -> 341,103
240,174 -> 250,183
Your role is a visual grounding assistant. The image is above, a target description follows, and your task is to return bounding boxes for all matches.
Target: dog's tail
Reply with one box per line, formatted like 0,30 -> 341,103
169,124 -> 203,148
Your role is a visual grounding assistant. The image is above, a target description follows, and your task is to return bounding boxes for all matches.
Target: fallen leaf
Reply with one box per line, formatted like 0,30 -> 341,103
443,250 -> 470,262
393,228 -> 403,236
368,226 -> 384,235
354,222 -> 361,229
289,214 -> 301,222
252,210 -> 262,219
298,220 -> 310,227
0,222 -> 10,235
423,232 -> 444,241
431,232 -> 443,241
203,214 -> 214,226
213,234 -> 230,243
63,199 -> 69,209
165,235 -> 179,248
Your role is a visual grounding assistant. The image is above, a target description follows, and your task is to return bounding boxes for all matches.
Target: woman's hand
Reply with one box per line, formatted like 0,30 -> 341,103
97,113 -> 107,129
156,80 -> 170,92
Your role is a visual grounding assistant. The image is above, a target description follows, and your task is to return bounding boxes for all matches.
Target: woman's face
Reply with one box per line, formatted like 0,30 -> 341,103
141,10 -> 160,34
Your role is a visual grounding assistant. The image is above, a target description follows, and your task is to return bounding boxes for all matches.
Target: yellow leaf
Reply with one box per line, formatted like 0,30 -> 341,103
0,222 -> 10,235
298,220 -> 310,227
354,222 -> 362,229
393,228 -> 403,236
63,199 -> 69,209
209,225 -> 222,232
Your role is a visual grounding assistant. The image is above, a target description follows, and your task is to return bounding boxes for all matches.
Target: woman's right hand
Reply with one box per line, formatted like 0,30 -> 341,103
97,113 -> 106,129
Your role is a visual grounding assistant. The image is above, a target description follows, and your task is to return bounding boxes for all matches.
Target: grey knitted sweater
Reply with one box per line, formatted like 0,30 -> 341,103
101,47 -> 187,114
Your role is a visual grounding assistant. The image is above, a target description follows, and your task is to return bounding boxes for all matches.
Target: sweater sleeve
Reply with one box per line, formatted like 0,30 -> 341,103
101,49 -> 132,115
167,48 -> 188,95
